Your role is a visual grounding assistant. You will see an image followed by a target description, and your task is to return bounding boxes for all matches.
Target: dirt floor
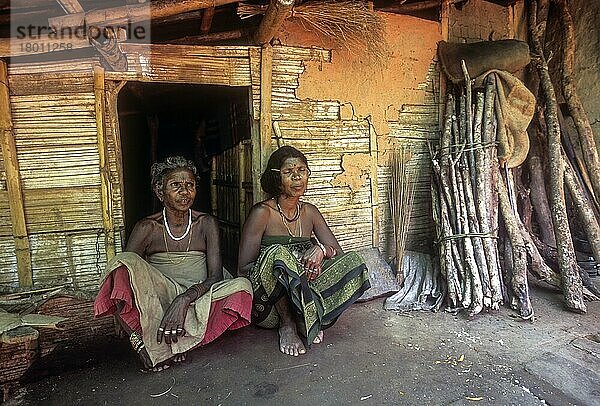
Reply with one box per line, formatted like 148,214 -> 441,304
5,281 -> 600,406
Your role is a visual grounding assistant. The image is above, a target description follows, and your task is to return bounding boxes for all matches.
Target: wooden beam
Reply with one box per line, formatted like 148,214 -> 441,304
49,0 -> 239,32
56,0 -> 84,14
200,7 -> 215,34
0,60 -> 32,287
0,35 -> 91,58
94,66 -> 116,261
378,0 -> 467,14
170,28 -> 251,45
251,44 -> 273,203
253,0 -> 294,46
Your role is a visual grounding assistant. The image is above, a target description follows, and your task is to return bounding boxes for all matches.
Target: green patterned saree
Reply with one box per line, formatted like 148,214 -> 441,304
249,236 -> 370,344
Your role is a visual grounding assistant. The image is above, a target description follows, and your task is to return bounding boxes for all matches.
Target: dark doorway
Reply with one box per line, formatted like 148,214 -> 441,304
117,82 -> 251,269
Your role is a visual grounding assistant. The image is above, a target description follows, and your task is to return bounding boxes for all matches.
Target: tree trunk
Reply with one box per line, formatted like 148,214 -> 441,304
528,0 -> 585,313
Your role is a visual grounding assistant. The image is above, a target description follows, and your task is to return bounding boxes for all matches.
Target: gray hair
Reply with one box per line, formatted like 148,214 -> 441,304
150,156 -> 198,191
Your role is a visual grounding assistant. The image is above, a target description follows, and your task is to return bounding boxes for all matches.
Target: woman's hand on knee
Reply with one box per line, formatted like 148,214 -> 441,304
157,294 -> 192,345
301,246 -> 324,281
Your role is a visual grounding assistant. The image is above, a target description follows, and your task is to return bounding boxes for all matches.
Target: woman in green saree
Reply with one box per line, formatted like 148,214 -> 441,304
238,146 -> 370,356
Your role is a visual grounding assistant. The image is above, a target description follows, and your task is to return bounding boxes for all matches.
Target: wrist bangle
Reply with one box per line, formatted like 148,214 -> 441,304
190,284 -> 203,300
316,241 -> 327,258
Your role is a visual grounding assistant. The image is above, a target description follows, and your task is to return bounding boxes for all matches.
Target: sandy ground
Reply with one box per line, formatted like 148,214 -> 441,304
5,282 -> 600,406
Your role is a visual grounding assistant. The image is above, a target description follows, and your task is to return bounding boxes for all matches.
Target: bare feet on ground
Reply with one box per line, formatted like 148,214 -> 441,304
313,330 -> 324,344
278,324 -> 306,356
171,353 -> 186,363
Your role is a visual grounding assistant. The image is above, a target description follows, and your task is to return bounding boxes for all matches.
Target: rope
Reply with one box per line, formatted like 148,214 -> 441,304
435,232 -> 498,244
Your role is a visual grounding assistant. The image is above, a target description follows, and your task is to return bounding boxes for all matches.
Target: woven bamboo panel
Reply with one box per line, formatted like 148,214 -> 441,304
10,93 -> 100,191
8,72 -> 94,96
273,46 -> 331,63
269,118 -> 373,251
7,58 -> 95,75
0,236 -> 18,288
22,187 -> 103,234
106,44 -> 253,86
29,230 -> 110,290
0,191 -> 10,236
272,98 -> 340,121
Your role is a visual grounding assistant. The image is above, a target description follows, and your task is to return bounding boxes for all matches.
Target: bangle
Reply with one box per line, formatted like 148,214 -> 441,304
316,241 -> 327,258
190,284 -> 204,300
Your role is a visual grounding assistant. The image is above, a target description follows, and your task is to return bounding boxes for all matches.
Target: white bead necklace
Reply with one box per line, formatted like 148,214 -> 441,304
163,208 -> 192,241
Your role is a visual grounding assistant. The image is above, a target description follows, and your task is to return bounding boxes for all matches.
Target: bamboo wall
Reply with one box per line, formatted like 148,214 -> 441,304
0,151 -> 17,285
1,59 -> 123,290
1,39 -> 437,290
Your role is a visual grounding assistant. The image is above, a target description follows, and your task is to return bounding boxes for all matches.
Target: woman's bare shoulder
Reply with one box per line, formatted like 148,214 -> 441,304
135,213 -> 162,229
251,200 -> 276,216
301,201 -> 321,214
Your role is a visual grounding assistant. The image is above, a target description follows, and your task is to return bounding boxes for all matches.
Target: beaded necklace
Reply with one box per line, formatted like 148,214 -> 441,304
163,208 -> 192,241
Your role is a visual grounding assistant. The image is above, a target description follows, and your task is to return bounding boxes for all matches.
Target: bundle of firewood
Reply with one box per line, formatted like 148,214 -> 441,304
431,68 -> 508,317
432,0 -> 600,319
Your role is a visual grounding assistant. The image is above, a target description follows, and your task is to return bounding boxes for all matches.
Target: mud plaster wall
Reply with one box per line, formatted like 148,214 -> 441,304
277,13 -> 441,255
567,1 -> 600,152
544,2 -> 600,155
448,0 -> 510,42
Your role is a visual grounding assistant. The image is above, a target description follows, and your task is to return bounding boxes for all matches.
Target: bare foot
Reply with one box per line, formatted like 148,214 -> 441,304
278,324 -> 306,356
171,353 -> 186,363
140,361 -> 171,373
313,330 -> 324,344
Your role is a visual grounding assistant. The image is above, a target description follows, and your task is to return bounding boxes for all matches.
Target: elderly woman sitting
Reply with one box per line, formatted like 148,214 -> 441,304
94,156 -> 253,372
238,146 -> 370,356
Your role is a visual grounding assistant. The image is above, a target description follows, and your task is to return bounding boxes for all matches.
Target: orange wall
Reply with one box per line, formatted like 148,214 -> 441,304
278,12 -> 441,136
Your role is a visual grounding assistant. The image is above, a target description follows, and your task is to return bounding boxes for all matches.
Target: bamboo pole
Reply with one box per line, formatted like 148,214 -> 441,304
256,44 -> 273,203
56,0 -> 84,14
211,156 -> 217,216
94,66 -> 115,261
239,141 -> 248,228
253,0 -> 294,46
368,120 -> 380,249
0,60 -> 32,287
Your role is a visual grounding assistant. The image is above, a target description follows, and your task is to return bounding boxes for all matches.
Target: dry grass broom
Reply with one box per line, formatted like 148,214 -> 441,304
390,146 -> 415,286
238,0 -> 387,62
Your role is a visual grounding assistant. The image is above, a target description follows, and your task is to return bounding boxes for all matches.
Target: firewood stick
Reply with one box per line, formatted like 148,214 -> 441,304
431,173 -> 460,307
532,234 -> 600,299
461,60 -> 476,188
498,173 -> 534,320
480,75 -> 503,305
435,93 -> 464,306
458,167 -> 485,314
528,150 -> 557,246
519,224 -> 562,288
528,0 -> 586,313
460,163 -> 493,307
450,113 -> 471,308
564,161 -> 600,264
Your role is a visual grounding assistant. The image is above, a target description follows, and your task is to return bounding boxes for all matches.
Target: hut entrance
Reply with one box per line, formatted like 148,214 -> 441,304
117,82 -> 252,270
